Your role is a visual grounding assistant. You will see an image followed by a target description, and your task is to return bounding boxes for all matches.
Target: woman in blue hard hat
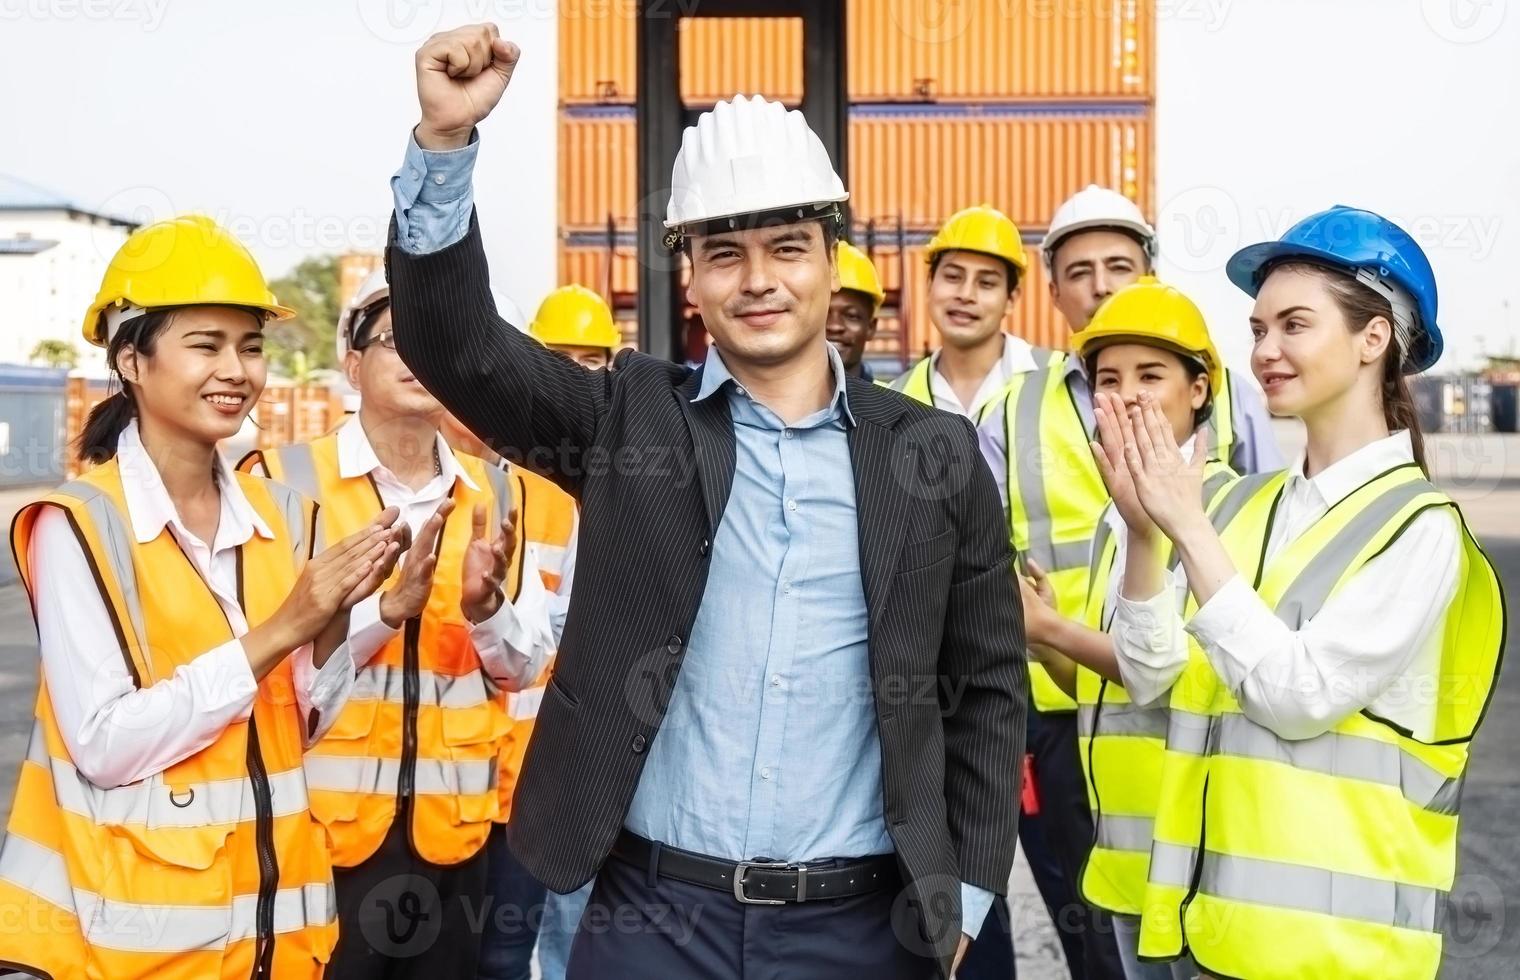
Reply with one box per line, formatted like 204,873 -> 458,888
1095,206 -> 1504,979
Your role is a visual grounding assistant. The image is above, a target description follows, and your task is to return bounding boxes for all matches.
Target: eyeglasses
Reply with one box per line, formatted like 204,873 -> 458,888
358,328 -> 397,352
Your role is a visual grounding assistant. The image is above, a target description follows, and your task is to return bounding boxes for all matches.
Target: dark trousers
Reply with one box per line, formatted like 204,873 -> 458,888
476,823 -> 550,980
565,850 -> 940,980
326,816 -> 489,980
959,706 -> 1124,980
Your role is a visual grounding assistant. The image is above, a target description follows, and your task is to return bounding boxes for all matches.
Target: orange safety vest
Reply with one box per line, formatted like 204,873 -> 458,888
244,434 -> 523,868
0,459 -> 337,980
493,464 -> 576,824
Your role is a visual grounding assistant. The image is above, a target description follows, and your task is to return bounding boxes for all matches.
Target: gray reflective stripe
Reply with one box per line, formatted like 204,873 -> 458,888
1201,467 -> 1234,508
272,444 -> 320,502
0,832 -> 73,912
1080,701 -> 1169,740
1032,346 -> 1058,370
262,479 -> 311,561
0,836 -> 334,950
1095,814 -> 1155,853
1164,709 -> 1214,756
39,722 -> 312,826
1213,713 -> 1462,815
1009,372 -> 1095,573
350,663 -> 496,710
1198,851 -> 1443,933
1147,841 -> 1198,889
1273,476 -> 1435,629
507,686 -> 544,721
1206,471 -> 1280,534
1087,518 -> 1115,593
55,482 -> 149,673
304,755 -> 497,797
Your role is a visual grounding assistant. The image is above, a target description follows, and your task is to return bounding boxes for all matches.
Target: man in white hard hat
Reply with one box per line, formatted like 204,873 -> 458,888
383,25 -> 1026,980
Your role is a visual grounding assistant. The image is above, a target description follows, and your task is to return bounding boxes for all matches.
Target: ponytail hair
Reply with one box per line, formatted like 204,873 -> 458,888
76,310 -> 175,464
1267,261 -> 1429,473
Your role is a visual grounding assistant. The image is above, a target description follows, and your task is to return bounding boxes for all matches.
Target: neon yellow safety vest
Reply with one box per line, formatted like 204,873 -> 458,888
1136,465 -> 1505,980
888,343 -> 1059,418
1075,461 -> 1235,916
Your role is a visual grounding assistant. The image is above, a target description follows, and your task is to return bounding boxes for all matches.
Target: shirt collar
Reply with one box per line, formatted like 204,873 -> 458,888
692,342 -> 856,426
1287,429 -> 1417,510
115,419 -> 273,546
336,413 -> 479,492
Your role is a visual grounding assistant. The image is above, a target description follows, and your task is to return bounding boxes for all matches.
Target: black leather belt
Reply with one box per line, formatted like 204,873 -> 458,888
612,830 -> 900,905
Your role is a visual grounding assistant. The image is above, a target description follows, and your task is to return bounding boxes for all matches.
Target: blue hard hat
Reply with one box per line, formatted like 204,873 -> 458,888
1225,206 -> 1442,373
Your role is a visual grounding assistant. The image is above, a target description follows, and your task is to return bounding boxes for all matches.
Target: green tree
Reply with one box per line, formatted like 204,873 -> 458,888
29,338 -> 79,370
266,255 -> 340,378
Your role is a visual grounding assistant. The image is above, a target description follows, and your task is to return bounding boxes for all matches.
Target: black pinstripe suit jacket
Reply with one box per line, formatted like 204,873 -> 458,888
388,218 -> 1027,975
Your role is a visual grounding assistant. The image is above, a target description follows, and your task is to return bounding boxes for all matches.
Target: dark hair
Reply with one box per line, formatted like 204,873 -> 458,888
1083,344 -> 1214,430
77,310 -> 176,464
928,251 -> 1021,293
1270,261 -> 1427,472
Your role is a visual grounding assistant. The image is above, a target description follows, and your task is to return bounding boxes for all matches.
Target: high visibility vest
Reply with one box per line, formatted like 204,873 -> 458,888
889,343 -> 1058,418
245,435 -> 524,868
1136,466 -> 1505,979
991,357 -> 1245,711
1075,462 -> 1235,916
494,464 -> 576,825
0,459 -> 337,980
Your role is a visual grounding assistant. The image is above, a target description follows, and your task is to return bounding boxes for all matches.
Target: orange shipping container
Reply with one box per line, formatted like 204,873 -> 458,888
560,110 -> 1152,235
559,0 -> 1153,104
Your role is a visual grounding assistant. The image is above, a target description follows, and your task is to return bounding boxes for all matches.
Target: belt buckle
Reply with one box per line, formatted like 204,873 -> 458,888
733,859 -> 793,905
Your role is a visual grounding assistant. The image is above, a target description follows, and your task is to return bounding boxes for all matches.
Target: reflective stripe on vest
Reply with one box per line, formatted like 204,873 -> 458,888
251,434 -> 524,868
890,344 -> 1058,417
2,460 -> 335,979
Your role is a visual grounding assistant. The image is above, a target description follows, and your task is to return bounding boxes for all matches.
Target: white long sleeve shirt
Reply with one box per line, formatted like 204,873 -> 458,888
918,333 -> 1044,419
30,421 -> 358,790
1110,430 -> 1459,741
334,415 -> 555,691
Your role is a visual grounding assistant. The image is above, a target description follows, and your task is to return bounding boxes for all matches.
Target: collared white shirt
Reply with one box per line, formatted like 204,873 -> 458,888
1110,430 -> 1459,741
28,420 -> 357,790
338,414 -> 554,690
927,333 -> 1043,419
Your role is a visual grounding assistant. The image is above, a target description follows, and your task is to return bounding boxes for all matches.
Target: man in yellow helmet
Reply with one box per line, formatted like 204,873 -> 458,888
528,284 -> 620,370
890,205 -> 1057,418
827,241 -> 884,381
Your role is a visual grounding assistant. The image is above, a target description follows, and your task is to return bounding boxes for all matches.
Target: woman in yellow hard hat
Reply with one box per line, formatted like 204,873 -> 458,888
528,284 -> 621,370
0,214 -> 405,979
1014,276 -> 1233,980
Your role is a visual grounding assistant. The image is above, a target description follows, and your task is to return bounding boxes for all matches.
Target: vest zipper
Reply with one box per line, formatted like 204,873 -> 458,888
399,615 -> 422,817
245,717 -> 279,979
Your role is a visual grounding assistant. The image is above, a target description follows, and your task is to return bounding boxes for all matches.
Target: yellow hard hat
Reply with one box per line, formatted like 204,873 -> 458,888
925,204 -> 1029,273
82,214 -> 294,348
528,285 -> 620,350
1077,276 -> 1224,396
835,241 -> 885,311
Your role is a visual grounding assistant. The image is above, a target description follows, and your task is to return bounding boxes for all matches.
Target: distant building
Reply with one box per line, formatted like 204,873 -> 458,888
0,175 -> 138,369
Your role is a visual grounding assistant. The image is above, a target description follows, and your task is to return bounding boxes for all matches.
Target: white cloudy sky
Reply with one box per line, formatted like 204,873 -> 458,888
2,0 -> 1516,373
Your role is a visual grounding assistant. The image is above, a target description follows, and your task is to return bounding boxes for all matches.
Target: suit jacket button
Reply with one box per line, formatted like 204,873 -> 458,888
698,538 -> 710,557
631,734 -> 647,753
666,635 -> 683,655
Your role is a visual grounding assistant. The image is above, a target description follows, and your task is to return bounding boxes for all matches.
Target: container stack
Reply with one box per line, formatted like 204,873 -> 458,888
557,0 -> 1156,367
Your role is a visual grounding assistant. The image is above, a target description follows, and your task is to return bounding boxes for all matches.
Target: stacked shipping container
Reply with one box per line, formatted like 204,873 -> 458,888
557,0 -> 1155,364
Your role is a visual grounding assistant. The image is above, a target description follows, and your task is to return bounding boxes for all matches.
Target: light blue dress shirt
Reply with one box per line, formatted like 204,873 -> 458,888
391,133 -> 996,937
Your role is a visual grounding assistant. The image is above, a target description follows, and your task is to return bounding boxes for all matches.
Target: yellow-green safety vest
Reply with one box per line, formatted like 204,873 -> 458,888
1136,465 -> 1505,980
1074,461 -> 1236,916
888,344 -> 1059,418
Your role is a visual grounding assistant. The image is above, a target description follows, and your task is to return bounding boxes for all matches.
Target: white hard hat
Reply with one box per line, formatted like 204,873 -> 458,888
664,95 -> 848,245
1041,184 -> 1157,270
335,267 -> 389,363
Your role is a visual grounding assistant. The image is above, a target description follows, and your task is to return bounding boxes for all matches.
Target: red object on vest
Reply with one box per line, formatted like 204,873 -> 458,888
1020,752 -> 1040,815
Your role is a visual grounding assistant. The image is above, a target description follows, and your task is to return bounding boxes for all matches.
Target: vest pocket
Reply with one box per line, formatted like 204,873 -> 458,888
440,701 -> 506,827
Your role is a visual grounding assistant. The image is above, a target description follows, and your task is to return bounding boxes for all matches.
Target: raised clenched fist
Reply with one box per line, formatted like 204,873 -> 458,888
415,24 -> 520,150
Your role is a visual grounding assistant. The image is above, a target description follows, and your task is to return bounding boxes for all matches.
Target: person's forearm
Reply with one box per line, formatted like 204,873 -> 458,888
1045,617 -> 1123,684
241,618 -> 302,681
313,612 -> 350,669
1120,526 -> 1167,602
1172,512 -> 1240,609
